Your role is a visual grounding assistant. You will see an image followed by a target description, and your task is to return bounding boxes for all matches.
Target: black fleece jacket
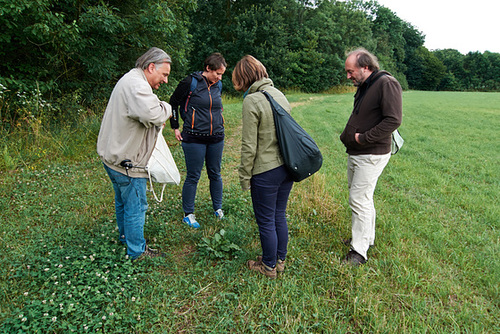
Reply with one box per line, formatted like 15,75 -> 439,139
169,71 -> 224,135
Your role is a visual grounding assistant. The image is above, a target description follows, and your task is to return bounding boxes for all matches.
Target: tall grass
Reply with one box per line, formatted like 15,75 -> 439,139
0,91 -> 498,332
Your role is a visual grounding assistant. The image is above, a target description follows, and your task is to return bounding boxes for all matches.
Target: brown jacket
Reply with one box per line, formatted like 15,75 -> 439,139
340,70 -> 402,155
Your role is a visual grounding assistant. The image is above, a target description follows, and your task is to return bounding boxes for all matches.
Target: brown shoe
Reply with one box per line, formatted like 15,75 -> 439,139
277,259 -> 285,273
134,245 -> 166,261
247,259 -> 277,279
342,249 -> 367,266
256,256 -> 285,273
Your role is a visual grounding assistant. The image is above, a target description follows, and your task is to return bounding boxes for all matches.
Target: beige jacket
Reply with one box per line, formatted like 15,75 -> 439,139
239,78 -> 291,190
97,68 -> 171,178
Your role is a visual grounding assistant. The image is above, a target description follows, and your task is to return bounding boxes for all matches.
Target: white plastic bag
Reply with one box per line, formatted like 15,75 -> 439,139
391,129 -> 404,155
146,126 -> 180,202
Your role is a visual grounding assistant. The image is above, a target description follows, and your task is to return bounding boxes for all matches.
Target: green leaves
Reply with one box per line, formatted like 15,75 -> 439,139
0,225 -> 141,332
198,229 -> 242,260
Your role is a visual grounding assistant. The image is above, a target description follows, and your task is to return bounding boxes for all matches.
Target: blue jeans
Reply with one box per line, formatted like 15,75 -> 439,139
103,164 -> 147,259
181,140 -> 224,214
250,165 -> 294,268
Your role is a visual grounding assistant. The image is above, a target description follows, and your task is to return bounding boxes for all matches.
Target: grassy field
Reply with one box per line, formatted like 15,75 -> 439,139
0,91 -> 498,333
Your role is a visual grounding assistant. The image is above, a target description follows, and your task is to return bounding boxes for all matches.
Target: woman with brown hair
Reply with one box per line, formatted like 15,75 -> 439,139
232,55 -> 294,279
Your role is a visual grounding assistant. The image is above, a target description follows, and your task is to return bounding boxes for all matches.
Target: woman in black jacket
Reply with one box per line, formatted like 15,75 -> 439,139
169,53 -> 227,228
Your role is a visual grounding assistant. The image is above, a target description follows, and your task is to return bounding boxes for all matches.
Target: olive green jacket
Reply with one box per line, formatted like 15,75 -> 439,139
239,78 -> 291,190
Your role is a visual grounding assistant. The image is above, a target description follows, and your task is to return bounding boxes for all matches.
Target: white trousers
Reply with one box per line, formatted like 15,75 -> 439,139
347,153 -> 391,260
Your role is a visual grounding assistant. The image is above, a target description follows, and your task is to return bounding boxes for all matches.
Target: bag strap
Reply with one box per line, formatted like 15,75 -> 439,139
147,169 -> 166,203
260,90 -> 273,102
260,90 -> 280,113
190,76 -> 222,93
190,76 -> 197,92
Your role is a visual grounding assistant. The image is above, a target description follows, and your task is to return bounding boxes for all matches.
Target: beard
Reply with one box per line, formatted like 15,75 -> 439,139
352,78 -> 362,87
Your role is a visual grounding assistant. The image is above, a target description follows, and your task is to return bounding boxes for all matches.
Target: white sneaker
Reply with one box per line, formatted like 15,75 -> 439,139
214,209 -> 224,219
183,214 -> 200,228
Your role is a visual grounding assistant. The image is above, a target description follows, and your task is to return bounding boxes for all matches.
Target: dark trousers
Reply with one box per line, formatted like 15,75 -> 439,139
250,165 -> 293,268
181,140 -> 224,214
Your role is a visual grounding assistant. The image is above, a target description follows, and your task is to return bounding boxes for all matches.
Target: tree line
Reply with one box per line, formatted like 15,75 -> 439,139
1,0 -> 499,123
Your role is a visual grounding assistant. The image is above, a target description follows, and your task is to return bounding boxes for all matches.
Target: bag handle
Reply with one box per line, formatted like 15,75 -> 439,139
147,169 -> 166,203
260,90 -> 290,117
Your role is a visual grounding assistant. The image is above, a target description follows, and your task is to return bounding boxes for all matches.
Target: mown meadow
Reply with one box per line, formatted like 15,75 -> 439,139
0,90 -> 498,333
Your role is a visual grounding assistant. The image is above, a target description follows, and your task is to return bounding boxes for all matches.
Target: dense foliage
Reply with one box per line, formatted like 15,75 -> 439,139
1,0 -> 499,123
0,0 -> 195,122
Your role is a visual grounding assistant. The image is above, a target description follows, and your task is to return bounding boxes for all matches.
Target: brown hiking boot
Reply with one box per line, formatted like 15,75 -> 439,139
247,259 -> 277,279
256,256 -> 285,272
277,259 -> 285,273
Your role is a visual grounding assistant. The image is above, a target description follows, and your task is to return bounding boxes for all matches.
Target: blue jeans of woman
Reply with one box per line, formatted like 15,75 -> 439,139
250,165 -> 294,268
181,140 -> 224,214
103,164 -> 147,259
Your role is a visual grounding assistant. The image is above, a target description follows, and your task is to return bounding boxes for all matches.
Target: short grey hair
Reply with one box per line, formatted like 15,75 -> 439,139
135,47 -> 172,70
346,47 -> 380,71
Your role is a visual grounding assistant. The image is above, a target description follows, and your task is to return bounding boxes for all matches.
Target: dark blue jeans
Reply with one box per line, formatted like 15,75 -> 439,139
250,165 -> 293,268
181,140 -> 224,214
